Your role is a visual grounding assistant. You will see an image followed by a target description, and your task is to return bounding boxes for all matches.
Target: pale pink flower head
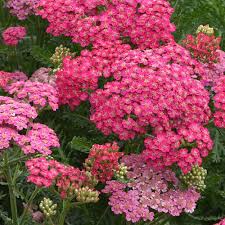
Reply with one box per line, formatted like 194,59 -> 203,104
7,81 -> 59,111
0,96 -> 37,130
103,154 -> 200,223
2,26 -> 26,46
30,67 -> 56,87
21,123 -> 60,155
0,126 -> 21,150
6,0 -> 39,20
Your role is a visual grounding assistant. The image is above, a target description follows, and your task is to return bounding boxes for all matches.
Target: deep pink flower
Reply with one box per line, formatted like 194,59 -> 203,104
143,123 -> 213,173
2,26 -> 26,46
213,76 -> 225,128
90,44 -> 210,140
36,0 -> 175,48
85,143 -> 123,183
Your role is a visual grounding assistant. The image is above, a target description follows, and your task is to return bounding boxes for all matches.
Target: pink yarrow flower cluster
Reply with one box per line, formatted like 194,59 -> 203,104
30,67 -> 56,87
36,0 -> 175,48
6,0 -> 39,20
7,81 -> 58,111
213,76 -> 225,128
2,26 -> 26,46
200,50 -> 225,86
0,96 -> 37,150
26,157 -> 60,187
21,123 -> 60,155
56,56 -> 101,109
85,142 -> 123,183
183,32 -> 221,63
103,154 -> 200,223
0,96 -> 60,155
143,123 -> 213,173
26,157 -> 88,198
90,44 -> 210,140
0,96 -> 37,130
56,42 -> 131,109
0,70 -> 28,90
0,126 -> 23,150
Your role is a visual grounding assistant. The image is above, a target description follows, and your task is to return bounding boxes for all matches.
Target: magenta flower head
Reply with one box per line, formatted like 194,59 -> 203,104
2,26 -> 26,46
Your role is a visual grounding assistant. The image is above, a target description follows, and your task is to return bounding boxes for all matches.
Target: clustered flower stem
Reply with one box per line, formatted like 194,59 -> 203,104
20,187 -> 40,225
58,200 -> 70,225
3,151 -> 18,225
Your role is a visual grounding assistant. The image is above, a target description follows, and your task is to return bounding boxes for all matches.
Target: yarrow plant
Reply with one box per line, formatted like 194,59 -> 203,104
30,67 -> 56,87
0,70 -> 28,90
36,0 -> 175,48
90,44 -> 210,140
143,123 -> 213,173
7,81 -> 59,111
6,0 -> 39,20
2,26 -> 26,46
183,29 -> 221,63
213,76 -> 225,128
1,0 -> 225,224
26,156 -> 99,199
84,142 -> 123,183
103,154 -> 200,223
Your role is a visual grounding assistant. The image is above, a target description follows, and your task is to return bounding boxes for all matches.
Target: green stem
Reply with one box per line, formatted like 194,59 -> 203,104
73,113 -> 92,123
148,214 -> 169,225
3,152 -> 18,225
14,47 -> 19,70
59,200 -> 70,225
96,206 -> 109,225
19,187 -> 40,225
48,217 -> 55,225
9,155 -> 28,166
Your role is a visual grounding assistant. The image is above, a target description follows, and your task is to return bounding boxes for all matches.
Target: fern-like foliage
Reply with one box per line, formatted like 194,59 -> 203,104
30,45 -> 53,67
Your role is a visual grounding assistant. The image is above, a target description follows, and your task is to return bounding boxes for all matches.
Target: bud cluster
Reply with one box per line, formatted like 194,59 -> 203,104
50,45 -> 75,69
181,165 -> 207,192
196,24 -> 214,36
75,187 -> 99,203
39,198 -> 57,217
114,163 -> 128,181
85,171 -> 98,187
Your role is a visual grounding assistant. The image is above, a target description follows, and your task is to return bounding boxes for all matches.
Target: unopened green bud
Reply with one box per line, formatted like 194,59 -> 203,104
114,163 -> 128,181
181,165 -> 207,192
196,24 -> 214,36
39,198 -> 57,217
75,187 -> 99,203
50,45 -> 76,68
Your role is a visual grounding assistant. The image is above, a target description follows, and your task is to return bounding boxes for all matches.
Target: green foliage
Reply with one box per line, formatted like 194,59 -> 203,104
30,45 -> 52,67
209,127 -> 225,162
171,0 -> 225,46
70,137 -> 93,154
